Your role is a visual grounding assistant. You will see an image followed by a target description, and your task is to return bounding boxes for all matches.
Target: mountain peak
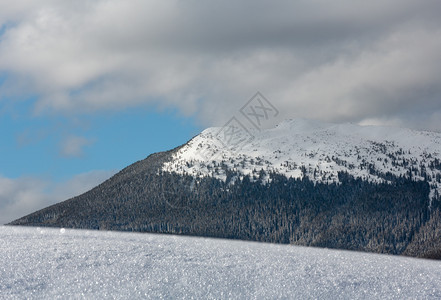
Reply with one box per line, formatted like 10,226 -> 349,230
163,118 -> 441,198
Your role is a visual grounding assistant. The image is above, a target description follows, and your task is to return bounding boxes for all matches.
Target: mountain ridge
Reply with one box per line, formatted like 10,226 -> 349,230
8,118 -> 441,259
164,118 -> 441,200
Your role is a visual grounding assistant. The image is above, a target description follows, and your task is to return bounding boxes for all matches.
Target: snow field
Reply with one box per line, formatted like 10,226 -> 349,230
1,226 -> 441,299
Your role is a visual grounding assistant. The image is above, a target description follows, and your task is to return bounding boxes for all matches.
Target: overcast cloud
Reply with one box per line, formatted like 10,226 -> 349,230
1,0 -> 441,130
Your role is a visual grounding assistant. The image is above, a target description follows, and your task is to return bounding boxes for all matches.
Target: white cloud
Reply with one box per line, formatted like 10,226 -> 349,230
59,136 -> 93,158
0,170 -> 115,225
1,0 -> 441,130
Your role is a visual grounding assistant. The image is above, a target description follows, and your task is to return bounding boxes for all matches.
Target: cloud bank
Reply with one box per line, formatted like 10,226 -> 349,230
1,0 -> 441,130
0,170 -> 115,225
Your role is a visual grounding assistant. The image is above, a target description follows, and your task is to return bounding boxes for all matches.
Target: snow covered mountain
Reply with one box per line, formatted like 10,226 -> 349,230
9,118 -> 441,259
164,118 -> 441,200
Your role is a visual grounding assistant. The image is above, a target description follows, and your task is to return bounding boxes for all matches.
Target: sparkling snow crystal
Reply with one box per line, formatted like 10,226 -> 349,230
1,226 -> 441,299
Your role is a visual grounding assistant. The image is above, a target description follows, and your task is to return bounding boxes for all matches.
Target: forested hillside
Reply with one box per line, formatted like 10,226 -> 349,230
9,145 -> 441,259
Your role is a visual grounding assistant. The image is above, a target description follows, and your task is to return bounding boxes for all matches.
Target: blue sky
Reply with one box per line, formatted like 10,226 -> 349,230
0,93 -> 201,224
0,96 -> 200,181
1,0 -> 441,224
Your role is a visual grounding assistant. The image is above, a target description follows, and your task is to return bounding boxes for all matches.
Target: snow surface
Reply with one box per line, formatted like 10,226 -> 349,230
1,226 -> 441,299
163,118 -> 441,199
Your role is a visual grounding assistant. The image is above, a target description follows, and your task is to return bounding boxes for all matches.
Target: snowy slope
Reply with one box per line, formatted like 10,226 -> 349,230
164,119 -> 441,199
1,226 -> 441,299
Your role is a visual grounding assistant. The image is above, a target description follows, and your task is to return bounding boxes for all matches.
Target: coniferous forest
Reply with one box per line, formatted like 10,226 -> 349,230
9,147 -> 441,259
